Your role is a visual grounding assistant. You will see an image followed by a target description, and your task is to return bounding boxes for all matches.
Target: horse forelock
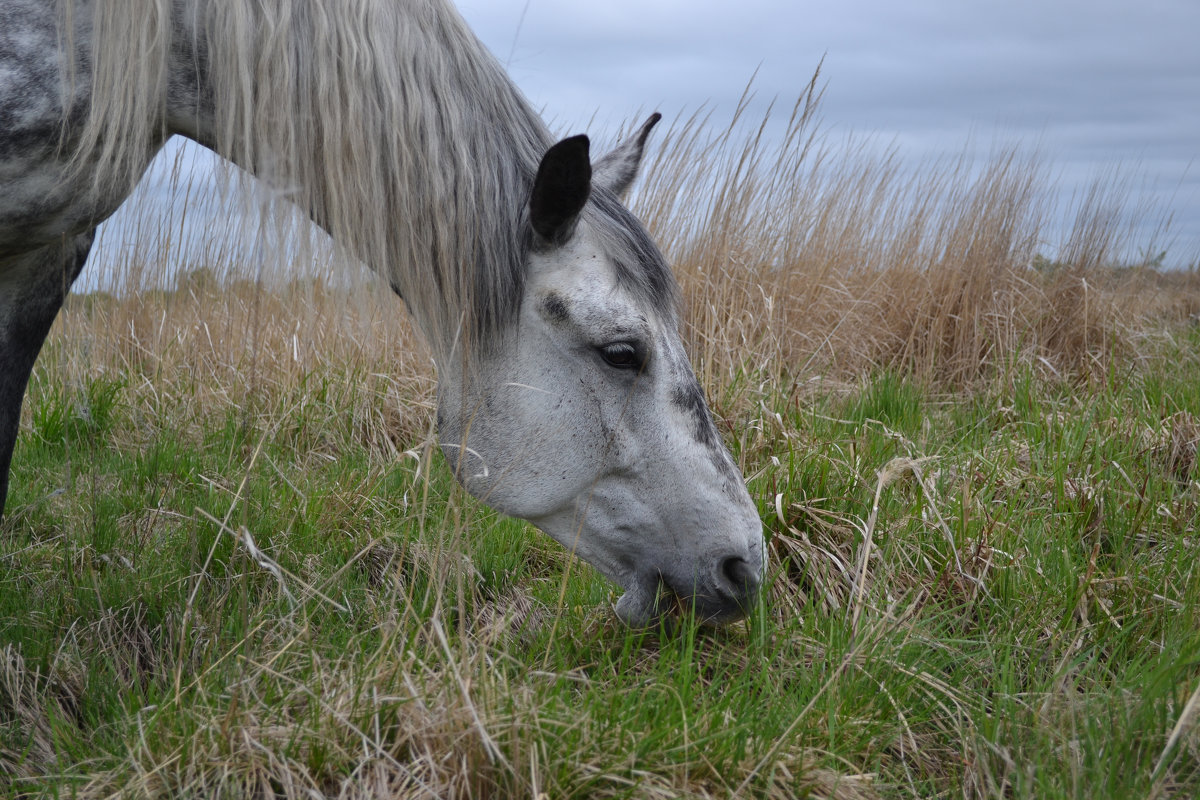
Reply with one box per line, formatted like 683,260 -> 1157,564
61,0 -> 677,354
586,189 -> 681,328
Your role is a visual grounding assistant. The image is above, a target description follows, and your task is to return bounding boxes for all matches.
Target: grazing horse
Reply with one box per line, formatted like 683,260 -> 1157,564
0,0 -> 764,625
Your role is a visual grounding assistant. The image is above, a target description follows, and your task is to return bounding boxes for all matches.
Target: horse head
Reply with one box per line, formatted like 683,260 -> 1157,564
436,116 -> 765,626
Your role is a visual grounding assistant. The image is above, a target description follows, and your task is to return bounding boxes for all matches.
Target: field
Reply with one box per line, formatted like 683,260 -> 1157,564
4,93 -> 1200,798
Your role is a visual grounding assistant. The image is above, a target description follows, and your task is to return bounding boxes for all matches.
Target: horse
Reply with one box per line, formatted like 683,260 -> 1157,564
0,0 -> 765,626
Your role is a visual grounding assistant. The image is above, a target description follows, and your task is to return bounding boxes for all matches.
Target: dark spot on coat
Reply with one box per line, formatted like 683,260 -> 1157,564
672,379 -> 740,481
672,380 -> 717,448
539,292 -> 570,324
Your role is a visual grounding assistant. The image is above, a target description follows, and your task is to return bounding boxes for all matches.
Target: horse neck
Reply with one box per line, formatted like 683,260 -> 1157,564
161,0 -> 551,357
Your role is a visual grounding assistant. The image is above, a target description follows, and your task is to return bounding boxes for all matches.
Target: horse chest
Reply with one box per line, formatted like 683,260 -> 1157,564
0,145 -> 121,256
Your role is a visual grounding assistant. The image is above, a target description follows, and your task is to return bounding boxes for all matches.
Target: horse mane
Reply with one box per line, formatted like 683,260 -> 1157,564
63,0 -> 677,354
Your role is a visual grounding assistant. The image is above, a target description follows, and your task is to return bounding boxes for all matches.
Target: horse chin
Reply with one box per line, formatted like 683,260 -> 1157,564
612,572 -> 670,628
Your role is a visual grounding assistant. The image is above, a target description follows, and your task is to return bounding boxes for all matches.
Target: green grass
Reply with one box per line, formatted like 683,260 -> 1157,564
4,323 -> 1200,798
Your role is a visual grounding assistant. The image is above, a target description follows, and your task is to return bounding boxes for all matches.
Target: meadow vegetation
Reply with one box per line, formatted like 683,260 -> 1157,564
3,84 -> 1200,798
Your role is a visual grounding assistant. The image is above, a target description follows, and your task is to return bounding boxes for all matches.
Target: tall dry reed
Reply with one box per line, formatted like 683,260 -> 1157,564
633,76 -> 1197,396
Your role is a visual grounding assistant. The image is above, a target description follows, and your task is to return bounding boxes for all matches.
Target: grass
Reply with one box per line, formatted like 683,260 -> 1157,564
4,84 -> 1200,797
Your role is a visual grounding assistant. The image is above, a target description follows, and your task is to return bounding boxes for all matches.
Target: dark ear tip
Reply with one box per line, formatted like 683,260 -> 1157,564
536,134 -> 592,187
637,113 -> 662,145
555,134 -> 590,157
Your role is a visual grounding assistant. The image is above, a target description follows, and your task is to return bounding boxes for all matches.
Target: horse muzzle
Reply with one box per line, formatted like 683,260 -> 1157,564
614,546 -> 764,627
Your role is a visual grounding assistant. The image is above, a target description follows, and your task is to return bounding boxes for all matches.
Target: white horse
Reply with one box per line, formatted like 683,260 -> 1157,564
0,0 -> 764,626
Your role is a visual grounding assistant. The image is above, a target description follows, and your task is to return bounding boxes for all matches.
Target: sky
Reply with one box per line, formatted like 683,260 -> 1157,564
85,0 -> 1200,285
455,0 -> 1199,264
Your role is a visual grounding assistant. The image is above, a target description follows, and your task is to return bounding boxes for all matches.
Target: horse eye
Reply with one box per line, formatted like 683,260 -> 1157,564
598,342 -> 643,370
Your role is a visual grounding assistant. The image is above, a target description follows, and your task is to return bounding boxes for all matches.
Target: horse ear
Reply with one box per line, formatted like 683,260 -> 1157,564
593,112 -> 661,198
530,134 -> 592,246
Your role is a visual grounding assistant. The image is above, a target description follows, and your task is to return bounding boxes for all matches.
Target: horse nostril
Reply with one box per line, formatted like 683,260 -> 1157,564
719,555 -> 760,598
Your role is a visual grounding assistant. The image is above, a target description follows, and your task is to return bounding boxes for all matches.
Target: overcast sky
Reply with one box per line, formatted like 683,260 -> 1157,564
86,0 -> 1199,285
457,0 -> 1199,265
